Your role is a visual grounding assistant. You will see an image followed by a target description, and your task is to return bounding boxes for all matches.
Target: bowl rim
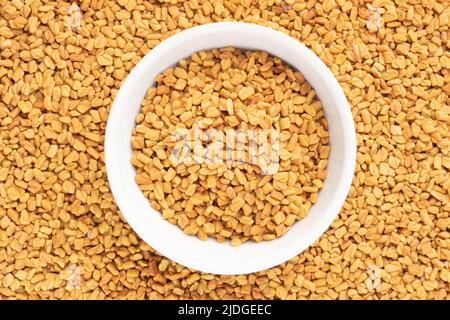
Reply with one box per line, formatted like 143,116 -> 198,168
105,22 -> 356,274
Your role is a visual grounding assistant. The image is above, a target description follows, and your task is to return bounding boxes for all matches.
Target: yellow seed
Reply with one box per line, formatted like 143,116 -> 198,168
230,238 -> 241,246
238,86 -> 255,101
97,54 -> 113,66
230,197 -> 245,211
154,182 -> 164,200
6,187 -> 21,201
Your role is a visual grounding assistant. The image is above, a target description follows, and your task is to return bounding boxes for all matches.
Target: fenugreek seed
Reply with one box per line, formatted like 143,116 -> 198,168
239,216 -> 254,225
7,187 -> 21,201
230,197 -> 245,212
238,86 -> 255,101
230,238 -> 241,246
154,182 -> 164,200
303,279 -> 316,292
97,54 -> 113,66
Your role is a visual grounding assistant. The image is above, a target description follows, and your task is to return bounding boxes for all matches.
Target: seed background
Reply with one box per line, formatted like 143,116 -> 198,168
0,0 -> 448,299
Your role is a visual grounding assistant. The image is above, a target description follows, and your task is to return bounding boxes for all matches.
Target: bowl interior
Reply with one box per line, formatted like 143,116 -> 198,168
105,22 -> 356,274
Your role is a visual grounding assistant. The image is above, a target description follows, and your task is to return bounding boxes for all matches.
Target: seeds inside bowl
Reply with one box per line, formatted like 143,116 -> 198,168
130,47 -> 329,245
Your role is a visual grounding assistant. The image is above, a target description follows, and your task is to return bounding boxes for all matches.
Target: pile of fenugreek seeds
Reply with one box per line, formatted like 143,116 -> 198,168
131,48 -> 329,246
0,0 -> 448,299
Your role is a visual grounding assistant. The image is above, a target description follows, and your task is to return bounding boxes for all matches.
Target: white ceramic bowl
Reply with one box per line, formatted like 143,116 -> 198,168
105,22 -> 356,275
